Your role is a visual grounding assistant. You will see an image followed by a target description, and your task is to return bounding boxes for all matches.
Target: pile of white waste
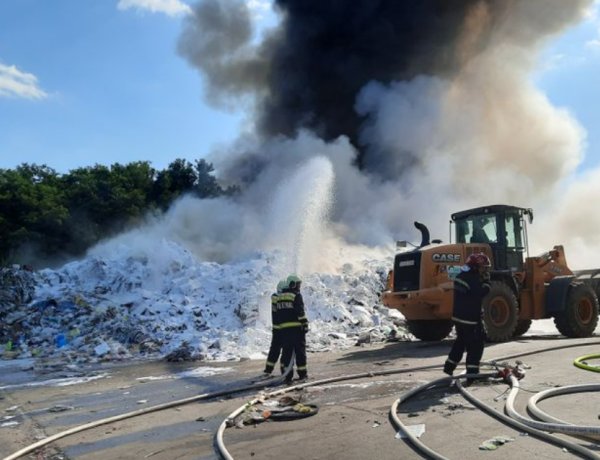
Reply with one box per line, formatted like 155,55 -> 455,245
0,240 -> 406,364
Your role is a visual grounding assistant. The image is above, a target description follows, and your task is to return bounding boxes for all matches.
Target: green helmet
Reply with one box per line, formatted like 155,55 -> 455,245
276,279 -> 287,293
286,274 -> 302,289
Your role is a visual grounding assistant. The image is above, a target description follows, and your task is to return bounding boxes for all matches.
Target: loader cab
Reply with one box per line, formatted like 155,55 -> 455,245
452,205 -> 532,271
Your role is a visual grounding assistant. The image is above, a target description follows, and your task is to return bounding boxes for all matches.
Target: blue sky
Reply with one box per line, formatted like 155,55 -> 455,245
0,0 -> 252,173
534,2 -> 600,172
0,0 -> 599,174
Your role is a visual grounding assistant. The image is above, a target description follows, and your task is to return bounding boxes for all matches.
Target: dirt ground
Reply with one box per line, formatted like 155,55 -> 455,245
1,334 -> 600,460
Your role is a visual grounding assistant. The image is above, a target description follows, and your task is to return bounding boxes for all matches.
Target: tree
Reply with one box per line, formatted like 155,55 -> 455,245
194,159 -> 222,198
151,159 -> 197,209
0,157 -> 241,265
107,161 -> 155,219
61,162 -> 156,255
0,164 -> 67,264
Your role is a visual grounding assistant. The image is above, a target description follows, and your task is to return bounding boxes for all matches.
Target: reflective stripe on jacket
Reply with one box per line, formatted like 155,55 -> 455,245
452,270 -> 491,324
272,289 -> 308,329
270,292 -> 278,330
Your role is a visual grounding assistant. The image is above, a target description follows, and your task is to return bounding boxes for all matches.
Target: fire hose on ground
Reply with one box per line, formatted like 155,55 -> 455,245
507,379 -> 600,441
2,359 -> 298,460
216,340 -> 600,459
390,371 -> 600,459
456,376 -> 600,459
3,339 -> 600,460
528,384 -> 600,437
215,362 -> 444,460
574,353 -> 600,372
388,342 -> 600,460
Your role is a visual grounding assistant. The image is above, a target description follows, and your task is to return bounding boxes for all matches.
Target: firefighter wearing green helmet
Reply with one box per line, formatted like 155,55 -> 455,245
275,274 -> 309,383
263,279 -> 288,376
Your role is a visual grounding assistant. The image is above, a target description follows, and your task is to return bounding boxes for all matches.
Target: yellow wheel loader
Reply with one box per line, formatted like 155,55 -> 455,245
381,204 -> 600,342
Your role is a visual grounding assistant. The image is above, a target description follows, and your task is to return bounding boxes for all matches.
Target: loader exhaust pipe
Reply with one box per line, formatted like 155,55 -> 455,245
414,221 -> 430,248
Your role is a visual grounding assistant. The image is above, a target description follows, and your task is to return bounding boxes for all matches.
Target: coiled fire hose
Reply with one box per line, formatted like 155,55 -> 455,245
4,339 -> 600,460
457,377 -> 600,459
506,376 -> 600,442
388,340 -> 600,460
525,383 -> 600,441
390,373 -> 600,460
2,359 -> 298,460
215,362 -> 445,460
574,354 -> 600,373
216,340 -> 600,459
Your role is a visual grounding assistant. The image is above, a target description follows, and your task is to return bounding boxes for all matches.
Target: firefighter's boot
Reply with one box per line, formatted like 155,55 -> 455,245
466,364 -> 479,385
443,360 -> 456,376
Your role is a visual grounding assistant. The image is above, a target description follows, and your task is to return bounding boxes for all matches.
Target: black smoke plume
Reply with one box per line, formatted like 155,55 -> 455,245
179,0 -> 505,167
175,0 -> 598,268
179,0 -> 588,175
261,1 -> 500,150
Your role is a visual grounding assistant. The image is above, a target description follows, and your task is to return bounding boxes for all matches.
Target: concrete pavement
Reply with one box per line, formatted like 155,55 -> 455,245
1,335 -> 600,459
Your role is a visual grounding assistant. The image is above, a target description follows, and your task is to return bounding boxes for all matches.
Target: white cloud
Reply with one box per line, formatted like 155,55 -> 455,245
246,0 -> 271,16
586,38 -> 600,49
539,52 -> 567,72
246,0 -> 274,22
585,0 -> 600,50
117,0 -> 192,17
0,63 -> 47,100
246,0 -> 270,13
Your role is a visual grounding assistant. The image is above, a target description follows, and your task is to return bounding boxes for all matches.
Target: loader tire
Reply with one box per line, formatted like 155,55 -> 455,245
406,319 -> 453,341
513,319 -> 532,338
483,281 -> 519,342
554,283 -> 599,338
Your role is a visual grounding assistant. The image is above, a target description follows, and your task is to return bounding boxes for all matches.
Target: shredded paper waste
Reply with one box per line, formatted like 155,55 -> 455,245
0,243 -> 404,364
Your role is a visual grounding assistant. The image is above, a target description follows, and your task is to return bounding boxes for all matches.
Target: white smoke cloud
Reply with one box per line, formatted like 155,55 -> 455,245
100,0 -> 599,274
89,130 -> 396,275
533,167 -> 600,269
259,1 -> 596,270
348,0 -> 597,268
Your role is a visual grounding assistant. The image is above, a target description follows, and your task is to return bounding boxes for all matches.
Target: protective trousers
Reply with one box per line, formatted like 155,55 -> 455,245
264,330 -> 282,374
446,322 -> 484,377
280,328 -> 307,382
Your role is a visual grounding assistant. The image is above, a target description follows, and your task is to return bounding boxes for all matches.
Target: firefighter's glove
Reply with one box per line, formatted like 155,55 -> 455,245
302,323 -> 309,334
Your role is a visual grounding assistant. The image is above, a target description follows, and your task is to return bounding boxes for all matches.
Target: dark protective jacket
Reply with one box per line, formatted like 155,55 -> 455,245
277,288 -> 309,380
273,288 -> 308,330
270,291 -> 279,329
264,291 -> 284,374
452,269 -> 491,325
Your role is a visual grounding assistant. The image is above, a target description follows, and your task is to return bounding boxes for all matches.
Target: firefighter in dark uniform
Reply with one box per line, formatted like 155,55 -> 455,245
277,274 -> 309,383
443,252 -> 491,383
263,279 -> 287,376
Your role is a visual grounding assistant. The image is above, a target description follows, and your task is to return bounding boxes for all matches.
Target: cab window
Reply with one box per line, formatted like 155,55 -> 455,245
456,215 -> 497,244
505,214 -> 524,249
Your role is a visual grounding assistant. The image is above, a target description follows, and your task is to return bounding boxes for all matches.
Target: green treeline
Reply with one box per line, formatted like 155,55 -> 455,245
0,159 -> 237,267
